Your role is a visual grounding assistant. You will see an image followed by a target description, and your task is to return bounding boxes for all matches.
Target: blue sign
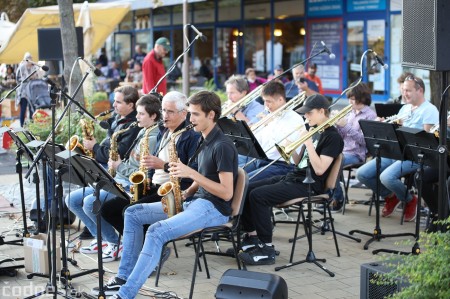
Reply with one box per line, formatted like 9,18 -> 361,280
307,0 -> 343,17
347,0 -> 386,12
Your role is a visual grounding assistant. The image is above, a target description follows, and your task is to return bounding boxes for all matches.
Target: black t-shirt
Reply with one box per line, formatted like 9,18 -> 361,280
192,124 -> 238,216
285,126 -> 343,194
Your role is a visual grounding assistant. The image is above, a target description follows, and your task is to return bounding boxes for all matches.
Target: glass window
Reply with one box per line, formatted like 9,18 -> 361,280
135,9 -> 150,30
274,0 -> 304,18
367,19 -> 386,95
173,4 -> 192,25
274,20 -> 305,75
346,21 -> 364,86
136,32 -> 151,53
216,27 -> 241,88
193,28 -> 214,85
243,24 -> 270,74
114,33 -> 132,68
153,7 -> 171,26
244,0 -> 270,20
194,1 -> 215,23
218,0 -> 241,21
119,12 -> 133,31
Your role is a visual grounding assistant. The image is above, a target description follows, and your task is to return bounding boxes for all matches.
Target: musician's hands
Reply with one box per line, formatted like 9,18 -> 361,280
302,128 -> 314,149
296,79 -> 308,91
336,116 -> 348,127
169,159 -> 194,179
108,157 -> 122,170
141,155 -> 165,169
182,188 -> 195,200
83,138 -> 97,150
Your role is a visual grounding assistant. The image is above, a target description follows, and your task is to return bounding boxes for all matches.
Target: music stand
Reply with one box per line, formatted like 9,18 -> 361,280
372,127 -> 440,255
349,120 -> 415,250
374,103 -> 403,118
217,118 -> 267,160
57,152 -> 130,299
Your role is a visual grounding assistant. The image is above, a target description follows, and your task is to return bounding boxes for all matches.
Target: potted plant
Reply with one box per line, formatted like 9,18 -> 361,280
86,91 -> 111,115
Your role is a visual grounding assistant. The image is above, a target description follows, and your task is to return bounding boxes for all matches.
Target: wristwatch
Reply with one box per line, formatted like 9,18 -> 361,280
163,162 -> 170,173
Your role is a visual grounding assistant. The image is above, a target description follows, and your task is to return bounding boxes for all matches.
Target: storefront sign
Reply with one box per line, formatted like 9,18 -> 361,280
347,0 -> 386,12
307,0 -> 343,17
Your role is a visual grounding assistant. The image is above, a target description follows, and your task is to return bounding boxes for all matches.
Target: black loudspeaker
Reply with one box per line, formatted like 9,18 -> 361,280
360,262 -> 408,299
215,269 -> 288,299
402,0 -> 450,71
37,27 -> 84,61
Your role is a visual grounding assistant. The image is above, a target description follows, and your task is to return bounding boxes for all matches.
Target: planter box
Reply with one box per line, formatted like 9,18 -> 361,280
91,100 -> 111,116
1,98 -> 19,118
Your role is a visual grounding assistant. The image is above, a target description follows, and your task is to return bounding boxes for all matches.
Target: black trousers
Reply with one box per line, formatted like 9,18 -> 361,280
241,175 -> 310,244
102,185 -> 161,235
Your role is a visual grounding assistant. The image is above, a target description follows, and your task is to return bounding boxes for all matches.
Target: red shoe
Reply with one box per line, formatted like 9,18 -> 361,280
404,195 -> 418,222
382,194 -> 400,217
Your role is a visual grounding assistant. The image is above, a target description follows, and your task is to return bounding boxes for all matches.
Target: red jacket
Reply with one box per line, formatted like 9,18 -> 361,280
142,50 -> 166,95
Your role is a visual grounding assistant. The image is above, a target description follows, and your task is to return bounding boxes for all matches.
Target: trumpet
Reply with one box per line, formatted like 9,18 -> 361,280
382,113 -> 411,124
250,92 -> 306,132
276,104 -> 352,163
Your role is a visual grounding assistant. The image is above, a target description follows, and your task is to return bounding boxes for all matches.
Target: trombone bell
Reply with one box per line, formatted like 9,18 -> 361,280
275,143 -> 292,164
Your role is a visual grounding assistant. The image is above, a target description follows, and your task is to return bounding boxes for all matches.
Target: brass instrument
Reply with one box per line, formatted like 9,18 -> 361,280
221,84 -> 265,117
158,124 -> 196,218
129,123 -> 158,203
382,113 -> 411,124
250,91 -> 306,132
108,122 -> 138,177
276,104 -> 353,163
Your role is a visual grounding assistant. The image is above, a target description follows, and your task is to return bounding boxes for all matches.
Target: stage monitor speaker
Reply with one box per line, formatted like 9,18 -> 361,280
215,269 -> 288,299
402,0 -> 450,71
37,27 -> 84,61
360,262 -> 408,299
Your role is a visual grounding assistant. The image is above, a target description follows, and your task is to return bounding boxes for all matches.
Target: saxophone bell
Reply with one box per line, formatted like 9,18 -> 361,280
158,182 -> 177,217
66,135 -> 87,155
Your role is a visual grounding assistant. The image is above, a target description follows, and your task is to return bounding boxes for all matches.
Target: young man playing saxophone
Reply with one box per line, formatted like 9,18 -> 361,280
95,91 -> 238,299
65,94 -> 161,262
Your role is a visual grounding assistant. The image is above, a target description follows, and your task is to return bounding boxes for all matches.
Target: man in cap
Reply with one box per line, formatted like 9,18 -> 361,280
142,37 -> 172,95
238,94 -> 343,265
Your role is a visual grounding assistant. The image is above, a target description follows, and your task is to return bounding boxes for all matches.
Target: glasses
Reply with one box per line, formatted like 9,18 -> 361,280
405,75 -> 424,89
160,109 -> 182,116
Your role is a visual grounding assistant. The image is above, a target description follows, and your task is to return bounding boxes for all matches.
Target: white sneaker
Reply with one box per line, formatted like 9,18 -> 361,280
102,243 -> 123,263
80,240 -> 108,254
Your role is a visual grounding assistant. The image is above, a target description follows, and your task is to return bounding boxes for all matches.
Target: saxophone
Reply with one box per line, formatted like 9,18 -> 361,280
108,122 -> 138,177
129,123 -> 158,203
66,118 -> 95,157
158,124 -> 195,218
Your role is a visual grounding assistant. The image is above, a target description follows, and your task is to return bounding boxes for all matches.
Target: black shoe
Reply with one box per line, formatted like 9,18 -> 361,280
92,276 -> 125,296
238,243 -> 276,265
225,233 -> 260,256
149,247 -> 171,277
79,227 -> 94,240
330,199 -> 343,213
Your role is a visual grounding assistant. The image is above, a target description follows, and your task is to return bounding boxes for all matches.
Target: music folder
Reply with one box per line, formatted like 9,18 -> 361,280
374,103 -> 403,118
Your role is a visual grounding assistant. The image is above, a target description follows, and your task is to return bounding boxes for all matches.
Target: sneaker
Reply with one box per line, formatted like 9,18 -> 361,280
80,240 -> 108,254
91,276 -> 125,296
240,233 -> 260,252
238,243 -> 276,265
149,247 -> 171,277
330,199 -> 343,213
382,194 -> 400,217
404,195 -> 418,222
79,227 -> 94,240
102,243 -> 123,263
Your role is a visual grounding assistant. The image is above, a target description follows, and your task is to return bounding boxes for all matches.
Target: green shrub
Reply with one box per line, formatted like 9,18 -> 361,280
1,89 -> 16,99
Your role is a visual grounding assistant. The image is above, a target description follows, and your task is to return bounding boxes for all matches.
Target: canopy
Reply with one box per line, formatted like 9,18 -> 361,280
0,2 -> 130,64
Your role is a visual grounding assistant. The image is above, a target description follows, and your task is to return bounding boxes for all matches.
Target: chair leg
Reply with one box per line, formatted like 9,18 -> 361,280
172,241 -> 179,258
326,204 -> 340,257
189,236 -> 202,299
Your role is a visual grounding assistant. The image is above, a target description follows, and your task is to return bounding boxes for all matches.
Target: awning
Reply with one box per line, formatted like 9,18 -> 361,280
96,0 -> 204,10
0,2 -> 130,64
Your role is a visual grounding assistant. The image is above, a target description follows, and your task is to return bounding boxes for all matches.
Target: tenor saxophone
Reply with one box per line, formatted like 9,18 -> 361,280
108,122 -> 137,177
158,124 -> 195,218
129,123 -> 158,203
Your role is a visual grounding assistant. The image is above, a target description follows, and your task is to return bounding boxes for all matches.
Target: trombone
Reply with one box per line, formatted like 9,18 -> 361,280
221,84 -> 265,117
276,104 -> 353,163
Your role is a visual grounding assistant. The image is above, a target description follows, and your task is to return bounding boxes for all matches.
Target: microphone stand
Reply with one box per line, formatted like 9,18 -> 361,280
0,68 -> 38,104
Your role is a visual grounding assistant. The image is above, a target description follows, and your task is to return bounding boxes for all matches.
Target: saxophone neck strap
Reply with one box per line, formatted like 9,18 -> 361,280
188,139 -> 206,166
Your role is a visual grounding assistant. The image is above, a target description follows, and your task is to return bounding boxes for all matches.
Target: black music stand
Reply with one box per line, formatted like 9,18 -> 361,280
349,120 -> 415,250
57,152 -> 130,299
372,127 -> 440,255
217,118 -> 267,160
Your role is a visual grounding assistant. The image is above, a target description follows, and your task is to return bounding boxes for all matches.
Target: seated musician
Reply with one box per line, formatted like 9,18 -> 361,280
101,91 -> 200,236
65,93 -> 160,263
330,83 -> 377,212
238,94 -> 343,265
224,75 -> 264,125
239,80 -> 305,182
356,75 -> 439,222
94,91 -> 238,298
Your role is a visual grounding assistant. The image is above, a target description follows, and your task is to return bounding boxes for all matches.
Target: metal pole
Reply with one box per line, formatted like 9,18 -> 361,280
182,0 -> 189,96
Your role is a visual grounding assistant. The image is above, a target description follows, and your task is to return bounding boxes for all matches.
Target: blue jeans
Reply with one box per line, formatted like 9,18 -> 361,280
356,158 -> 418,202
64,178 -> 129,244
239,155 -> 294,182
19,97 -> 32,127
116,199 -> 229,299
332,153 -> 362,202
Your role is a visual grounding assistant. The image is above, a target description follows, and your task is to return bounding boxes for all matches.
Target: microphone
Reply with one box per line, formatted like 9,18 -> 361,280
26,59 -> 49,71
320,41 -> 336,60
372,51 -> 389,70
79,58 -> 103,76
190,24 -> 207,42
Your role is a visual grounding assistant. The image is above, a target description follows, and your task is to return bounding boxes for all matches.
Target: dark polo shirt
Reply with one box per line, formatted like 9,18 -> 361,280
192,124 -> 238,216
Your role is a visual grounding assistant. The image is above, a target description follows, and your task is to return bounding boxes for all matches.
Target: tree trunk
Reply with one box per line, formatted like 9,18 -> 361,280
58,0 -> 84,105
430,71 -> 443,109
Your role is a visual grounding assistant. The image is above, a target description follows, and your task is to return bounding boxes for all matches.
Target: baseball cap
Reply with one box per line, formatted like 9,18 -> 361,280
155,37 -> 171,51
275,64 -> 283,71
296,94 -> 330,114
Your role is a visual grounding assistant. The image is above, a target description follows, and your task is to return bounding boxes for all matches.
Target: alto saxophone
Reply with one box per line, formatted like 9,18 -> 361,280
108,122 -> 137,177
129,123 -> 158,203
158,124 -> 196,218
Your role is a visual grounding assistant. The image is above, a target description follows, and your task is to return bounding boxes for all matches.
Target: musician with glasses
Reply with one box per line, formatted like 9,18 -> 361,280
96,91 -> 238,299
330,83 -> 377,212
356,75 -> 439,222
239,80 -> 305,182
284,64 -> 319,99
238,94 -> 343,265
224,75 -> 265,125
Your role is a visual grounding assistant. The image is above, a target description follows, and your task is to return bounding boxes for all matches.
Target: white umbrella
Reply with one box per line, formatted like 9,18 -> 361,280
76,1 -> 94,58
0,12 -> 16,49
